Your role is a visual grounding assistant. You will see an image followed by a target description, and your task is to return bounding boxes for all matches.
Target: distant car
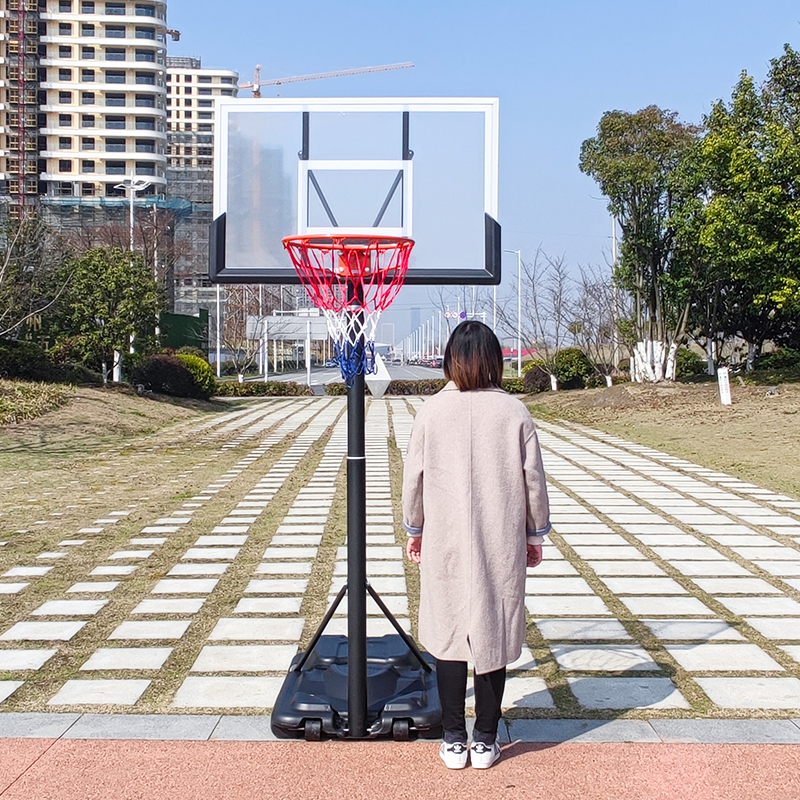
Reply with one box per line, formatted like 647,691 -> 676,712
324,359 -> 338,368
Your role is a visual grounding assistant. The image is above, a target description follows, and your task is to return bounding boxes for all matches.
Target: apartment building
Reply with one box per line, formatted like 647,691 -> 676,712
0,0 -> 173,217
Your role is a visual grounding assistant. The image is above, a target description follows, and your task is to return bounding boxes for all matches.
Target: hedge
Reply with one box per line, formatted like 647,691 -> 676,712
214,380 -> 312,397
0,339 -> 103,386
324,378 -> 526,396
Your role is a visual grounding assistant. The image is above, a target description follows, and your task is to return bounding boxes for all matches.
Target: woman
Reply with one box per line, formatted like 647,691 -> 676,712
402,320 -> 550,770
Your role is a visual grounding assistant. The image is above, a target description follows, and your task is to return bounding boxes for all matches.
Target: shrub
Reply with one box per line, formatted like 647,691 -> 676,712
675,347 -> 706,378
501,377 -> 525,394
130,354 -> 197,398
176,345 -> 208,361
0,339 -> 102,385
554,347 -> 593,389
47,363 -> 103,386
522,360 -> 551,394
0,338 -> 50,380
755,348 -> 800,371
325,382 -> 349,396
176,353 -> 215,399
214,380 -> 312,397
385,379 -> 447,395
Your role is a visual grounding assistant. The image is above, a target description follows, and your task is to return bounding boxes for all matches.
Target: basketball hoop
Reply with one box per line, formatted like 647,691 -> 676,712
282,235 -> 413,386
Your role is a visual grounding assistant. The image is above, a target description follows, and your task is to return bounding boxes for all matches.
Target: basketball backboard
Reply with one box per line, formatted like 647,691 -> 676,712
210,97 -> 500,286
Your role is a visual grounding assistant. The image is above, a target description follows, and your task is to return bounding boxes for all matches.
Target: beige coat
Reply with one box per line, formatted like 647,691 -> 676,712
402,383 -> 551,674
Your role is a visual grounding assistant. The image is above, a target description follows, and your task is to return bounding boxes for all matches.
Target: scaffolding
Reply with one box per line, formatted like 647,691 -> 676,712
2,0 -> 41,218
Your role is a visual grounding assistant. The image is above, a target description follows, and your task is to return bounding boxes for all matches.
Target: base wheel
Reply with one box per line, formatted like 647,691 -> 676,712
392,718 -> 410,741
304,719 -> 322,741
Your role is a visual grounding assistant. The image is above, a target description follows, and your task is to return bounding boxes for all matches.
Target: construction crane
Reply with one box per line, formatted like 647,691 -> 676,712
239,62 -> 414,98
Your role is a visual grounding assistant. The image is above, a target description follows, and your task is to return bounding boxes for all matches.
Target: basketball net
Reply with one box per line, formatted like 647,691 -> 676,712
283,236 -> 413,386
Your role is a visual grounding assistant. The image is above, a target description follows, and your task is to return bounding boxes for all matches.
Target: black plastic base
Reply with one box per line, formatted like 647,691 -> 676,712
270,635 -> 442,740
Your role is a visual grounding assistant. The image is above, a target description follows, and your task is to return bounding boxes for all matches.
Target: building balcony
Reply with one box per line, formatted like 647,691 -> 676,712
41,12 -> 166,25
41,54 -> 166,70
41,148 -> 165,160
40,170 -> 166,185
40,103 -> 166,114
41,81 -> 164,94
40,123 -> 167,138
41,32 -> 167,47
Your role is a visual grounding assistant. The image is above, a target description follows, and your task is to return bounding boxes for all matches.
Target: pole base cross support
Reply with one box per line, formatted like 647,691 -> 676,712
270,634 -> 442,740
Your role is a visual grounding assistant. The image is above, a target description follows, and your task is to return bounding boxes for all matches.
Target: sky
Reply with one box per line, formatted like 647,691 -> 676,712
165,0 -> 800,341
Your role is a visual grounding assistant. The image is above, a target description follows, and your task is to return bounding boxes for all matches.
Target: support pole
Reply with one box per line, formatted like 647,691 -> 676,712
347,368 -> 367,737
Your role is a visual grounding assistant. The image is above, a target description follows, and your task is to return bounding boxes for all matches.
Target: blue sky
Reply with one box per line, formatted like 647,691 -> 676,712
166,0 -> 800,339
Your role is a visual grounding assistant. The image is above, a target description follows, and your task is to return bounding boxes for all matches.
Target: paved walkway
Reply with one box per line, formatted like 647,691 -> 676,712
3,396 -> 800,753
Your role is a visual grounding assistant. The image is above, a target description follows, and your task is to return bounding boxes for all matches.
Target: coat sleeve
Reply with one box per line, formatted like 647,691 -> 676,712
522,417 -> 551,543
401,420 -> 425,537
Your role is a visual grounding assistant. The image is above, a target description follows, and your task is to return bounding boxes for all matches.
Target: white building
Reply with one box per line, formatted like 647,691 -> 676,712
37,0 -> 170,203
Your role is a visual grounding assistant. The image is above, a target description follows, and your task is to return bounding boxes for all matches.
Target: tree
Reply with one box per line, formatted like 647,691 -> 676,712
691,51 -> 800,369
496,250 -> 573,389
66,206 -> 186,311
51,247 -> 163,382
573,263 -> 631,384
579,106 -> 702,381
0,212 -> 71,339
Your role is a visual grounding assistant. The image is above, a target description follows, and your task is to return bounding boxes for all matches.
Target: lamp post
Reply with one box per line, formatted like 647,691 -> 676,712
505,249 -> 522,377
114,172 -> 152,364
114,173 -> 152,254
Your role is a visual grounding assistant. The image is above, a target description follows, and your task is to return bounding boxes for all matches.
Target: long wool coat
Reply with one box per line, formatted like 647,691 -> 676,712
402,383 -> 551,675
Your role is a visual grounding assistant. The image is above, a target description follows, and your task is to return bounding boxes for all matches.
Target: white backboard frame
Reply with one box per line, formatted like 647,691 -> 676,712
210,97 -> 500,286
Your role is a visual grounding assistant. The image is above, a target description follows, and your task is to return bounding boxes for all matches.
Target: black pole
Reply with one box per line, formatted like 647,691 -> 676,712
346,361 -> 368,738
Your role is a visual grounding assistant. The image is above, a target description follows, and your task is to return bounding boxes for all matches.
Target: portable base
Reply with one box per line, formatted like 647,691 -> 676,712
270,635 -> 442,740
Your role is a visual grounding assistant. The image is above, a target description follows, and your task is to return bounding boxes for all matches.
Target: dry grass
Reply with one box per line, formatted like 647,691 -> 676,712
527,381 -> 800,498
0,380 -> 75,425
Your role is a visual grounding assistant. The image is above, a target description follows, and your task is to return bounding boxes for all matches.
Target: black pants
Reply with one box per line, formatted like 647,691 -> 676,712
436,659 -> 505,745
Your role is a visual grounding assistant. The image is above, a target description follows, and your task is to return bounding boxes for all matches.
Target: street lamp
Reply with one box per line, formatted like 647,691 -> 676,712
504,249 -> 522,378
113,173 -> 152,362
114,173 -> 152,253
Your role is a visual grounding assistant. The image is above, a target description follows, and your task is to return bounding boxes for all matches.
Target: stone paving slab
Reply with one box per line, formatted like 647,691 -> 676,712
80,648 -> 173,671
696,677 -> 800,708
2,711 -> 800,743
1,621 -> 88,641
172,677 -> 285,708
507,718 -> 662,743
62,714 -> 220,740
191,645 -> 298,672
650,718 -> 800,743
567,677 -> 691,710
0,650 -> 57,670
0,713 -> 81,738
48,680 -> 151,706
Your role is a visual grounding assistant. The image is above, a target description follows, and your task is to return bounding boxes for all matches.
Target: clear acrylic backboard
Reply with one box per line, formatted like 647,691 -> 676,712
210,97 -> 500,285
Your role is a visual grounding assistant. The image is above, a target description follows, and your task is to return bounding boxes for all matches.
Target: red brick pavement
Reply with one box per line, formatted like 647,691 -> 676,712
0,740 -> 799,800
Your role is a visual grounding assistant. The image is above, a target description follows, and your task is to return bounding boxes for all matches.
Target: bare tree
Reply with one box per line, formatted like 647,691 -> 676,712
496,250 -> 574,389
573,263 -> 632,385
0,212 -> 72,339
65,208 -> 188,309
426,285 -> 497,358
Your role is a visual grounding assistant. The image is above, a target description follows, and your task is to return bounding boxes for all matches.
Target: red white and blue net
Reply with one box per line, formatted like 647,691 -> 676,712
282,236 -> 413,386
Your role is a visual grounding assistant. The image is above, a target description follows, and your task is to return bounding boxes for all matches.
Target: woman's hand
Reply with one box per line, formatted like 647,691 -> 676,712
527,543 -> 543,568
406,536 -> 422,564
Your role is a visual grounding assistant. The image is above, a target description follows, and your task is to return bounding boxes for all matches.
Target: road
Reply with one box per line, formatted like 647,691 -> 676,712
256,363 -> 444,386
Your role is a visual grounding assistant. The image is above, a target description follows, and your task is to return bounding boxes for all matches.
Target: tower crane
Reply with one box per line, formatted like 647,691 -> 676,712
239,62 -> 414,98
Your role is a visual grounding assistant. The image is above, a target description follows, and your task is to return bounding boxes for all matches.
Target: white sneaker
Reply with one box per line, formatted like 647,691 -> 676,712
439,741 -> 468,769
470,741 -> 501,769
